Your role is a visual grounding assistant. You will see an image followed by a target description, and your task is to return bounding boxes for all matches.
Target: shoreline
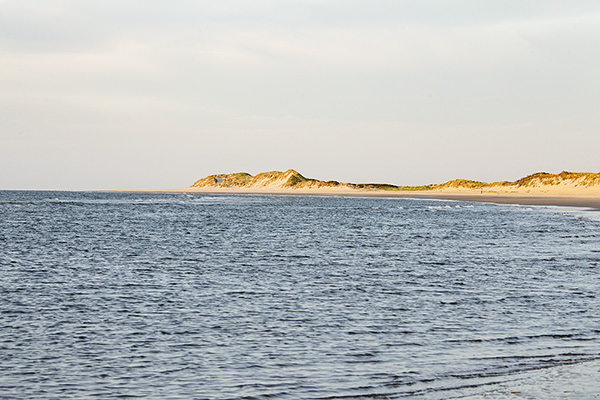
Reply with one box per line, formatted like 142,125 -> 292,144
137,188 -> 600,211
465,359 -> 600,399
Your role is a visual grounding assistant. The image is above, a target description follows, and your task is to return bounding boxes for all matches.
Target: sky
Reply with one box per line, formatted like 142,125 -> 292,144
1,0 -> 599,190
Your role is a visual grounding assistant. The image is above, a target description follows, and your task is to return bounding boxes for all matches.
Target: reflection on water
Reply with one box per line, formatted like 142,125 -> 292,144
1,191 -> 599,399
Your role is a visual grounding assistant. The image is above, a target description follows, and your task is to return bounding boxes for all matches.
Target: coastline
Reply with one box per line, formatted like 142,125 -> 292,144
150,187 -> 600,211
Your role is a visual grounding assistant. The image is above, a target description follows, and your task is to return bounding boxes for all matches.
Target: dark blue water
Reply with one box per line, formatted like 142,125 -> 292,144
1,191 -> 599,399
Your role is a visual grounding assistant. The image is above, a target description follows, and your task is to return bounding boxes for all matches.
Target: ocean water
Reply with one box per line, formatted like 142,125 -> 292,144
1,191 -> 599,399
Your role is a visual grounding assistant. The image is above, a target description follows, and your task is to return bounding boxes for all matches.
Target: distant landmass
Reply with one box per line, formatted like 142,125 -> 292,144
189,169 -> 600,195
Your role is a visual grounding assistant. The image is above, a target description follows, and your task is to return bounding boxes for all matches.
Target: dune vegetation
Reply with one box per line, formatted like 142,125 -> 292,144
191,169 -> 347,190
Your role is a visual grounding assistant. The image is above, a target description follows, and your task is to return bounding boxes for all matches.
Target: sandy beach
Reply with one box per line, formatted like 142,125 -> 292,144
162,187 -> 600,211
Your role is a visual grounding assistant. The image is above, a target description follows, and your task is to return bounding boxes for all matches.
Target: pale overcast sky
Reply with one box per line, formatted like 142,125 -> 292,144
1,0 -> 599,190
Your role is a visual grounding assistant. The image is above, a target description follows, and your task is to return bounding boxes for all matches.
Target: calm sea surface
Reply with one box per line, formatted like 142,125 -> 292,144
1,191 -> 599,399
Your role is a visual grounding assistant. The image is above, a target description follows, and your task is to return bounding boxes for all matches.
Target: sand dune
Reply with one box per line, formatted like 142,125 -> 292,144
429,171 -> 600,196
186,169 -> 600,196
190,169 -> 356,192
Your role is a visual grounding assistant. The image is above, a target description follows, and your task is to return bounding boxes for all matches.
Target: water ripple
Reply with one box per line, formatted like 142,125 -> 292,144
0,191 -> 599,399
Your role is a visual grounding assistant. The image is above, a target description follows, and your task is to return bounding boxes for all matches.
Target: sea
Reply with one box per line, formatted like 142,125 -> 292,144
1,191 -> 599,399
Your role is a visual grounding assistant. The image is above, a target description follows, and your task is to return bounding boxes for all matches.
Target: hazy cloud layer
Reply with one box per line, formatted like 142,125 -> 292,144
1,0 -> 599,189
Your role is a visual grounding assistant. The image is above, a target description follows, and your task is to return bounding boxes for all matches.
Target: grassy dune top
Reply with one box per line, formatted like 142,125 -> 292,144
191,169 -> 346,190
511,171 -> 600,187
190,170 -> 600,193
